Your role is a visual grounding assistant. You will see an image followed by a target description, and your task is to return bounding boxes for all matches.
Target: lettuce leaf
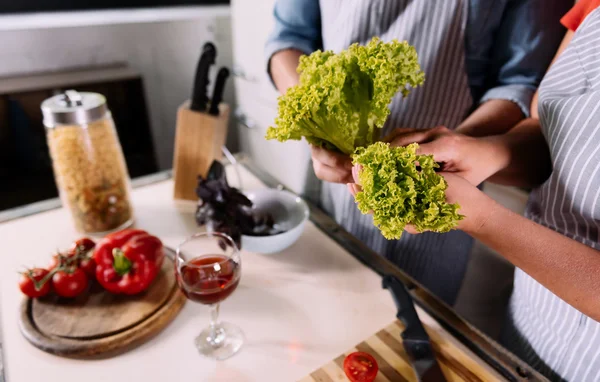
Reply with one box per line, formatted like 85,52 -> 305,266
353,142 -> 463,239
265,37 -> 424,154
265,38 -> 459,240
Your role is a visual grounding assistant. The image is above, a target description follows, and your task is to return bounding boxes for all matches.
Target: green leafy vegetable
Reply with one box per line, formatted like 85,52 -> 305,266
266,38 -> 458,240
353,142 -> 463,239
266,37 -> 425,154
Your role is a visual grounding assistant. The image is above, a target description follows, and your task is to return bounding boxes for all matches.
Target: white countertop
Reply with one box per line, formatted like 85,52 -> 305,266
0,165 -> 401,381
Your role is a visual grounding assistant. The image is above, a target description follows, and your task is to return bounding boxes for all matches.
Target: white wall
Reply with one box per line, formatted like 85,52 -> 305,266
231,0 -> 313,195
0,9 -> 236,170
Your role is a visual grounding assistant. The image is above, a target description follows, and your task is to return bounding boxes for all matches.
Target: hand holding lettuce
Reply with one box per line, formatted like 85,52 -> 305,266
353,142 -> 463,239
266,37 -> 424,154
266,37 -> 463,239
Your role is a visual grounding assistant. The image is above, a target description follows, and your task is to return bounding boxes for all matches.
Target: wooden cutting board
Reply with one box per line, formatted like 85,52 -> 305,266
300,318 -> 505,382
19,247 -> 186,359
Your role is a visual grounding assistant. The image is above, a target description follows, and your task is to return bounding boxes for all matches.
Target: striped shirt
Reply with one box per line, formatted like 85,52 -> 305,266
502,8 -> 600,381
266,0 -> 567,306
318,0 -> 475,306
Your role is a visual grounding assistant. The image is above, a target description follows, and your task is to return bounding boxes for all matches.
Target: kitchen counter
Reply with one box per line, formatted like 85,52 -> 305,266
0,157 -> 540,381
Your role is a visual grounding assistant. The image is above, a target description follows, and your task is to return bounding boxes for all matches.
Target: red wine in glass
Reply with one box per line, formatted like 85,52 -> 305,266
175,232 -> 244,360
178,255 -> 241,305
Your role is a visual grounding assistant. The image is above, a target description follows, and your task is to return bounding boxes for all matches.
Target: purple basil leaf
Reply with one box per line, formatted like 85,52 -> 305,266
230,189 -> 253,206
195,159 -> 285,247
206,161 -> 226,182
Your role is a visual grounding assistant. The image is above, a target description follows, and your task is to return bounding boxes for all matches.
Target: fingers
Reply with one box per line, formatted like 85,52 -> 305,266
348,165 -> 363,197
415,138 -> 452,163
389,131 -> 431,147
414,130 -> 466,165
404,225 -> 419,234
351,165 -> 362,183
313,160 -> 353,183
388,126 -> 450,147
382,127 -> 420,143
348,182 -> 372,214
311,145 -> 353,169
311,145 -> 353,184
347,183 -> 362,196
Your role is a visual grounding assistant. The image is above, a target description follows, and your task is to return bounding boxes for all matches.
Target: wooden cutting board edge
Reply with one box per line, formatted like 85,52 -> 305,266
300,319 -> 506,382
18,285 -> 186,359
18,246 -> 187,359
31,257 -> 177,340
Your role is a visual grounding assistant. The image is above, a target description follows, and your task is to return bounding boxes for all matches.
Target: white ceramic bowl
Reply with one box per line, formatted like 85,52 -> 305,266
241,189 -> 309,254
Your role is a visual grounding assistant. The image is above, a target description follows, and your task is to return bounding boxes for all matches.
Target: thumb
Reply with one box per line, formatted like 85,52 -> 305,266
347,183 -> 362,196
387,130 -> 433,147
404,224 -> 420,235
382,127 -> 420,143
352,164 -> 362,184
415,139 -> 452,163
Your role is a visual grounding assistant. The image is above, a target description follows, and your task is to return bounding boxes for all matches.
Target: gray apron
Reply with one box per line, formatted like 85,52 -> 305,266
316,0 -> 474,304
501,9 -> 600,381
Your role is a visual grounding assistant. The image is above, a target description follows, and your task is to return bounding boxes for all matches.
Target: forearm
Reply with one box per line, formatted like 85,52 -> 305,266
466,198 -> 600,321
485,118 -> 551,187
456,99 -> 524,137
269,49 -> 304,94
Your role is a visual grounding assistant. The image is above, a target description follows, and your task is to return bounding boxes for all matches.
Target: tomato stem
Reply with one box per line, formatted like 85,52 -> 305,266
28,267 -> 58,291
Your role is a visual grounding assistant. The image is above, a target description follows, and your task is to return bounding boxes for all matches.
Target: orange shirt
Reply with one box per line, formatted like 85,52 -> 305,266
561,0 -> 600,31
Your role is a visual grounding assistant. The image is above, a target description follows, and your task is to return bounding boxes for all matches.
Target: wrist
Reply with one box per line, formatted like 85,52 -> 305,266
462,193 -> 503,236
478,135 -> 512,178
270,49 -> 302,93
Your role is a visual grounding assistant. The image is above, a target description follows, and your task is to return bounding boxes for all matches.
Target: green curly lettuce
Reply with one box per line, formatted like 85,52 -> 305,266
353,142 -> 463,240
266,37 -> 425,154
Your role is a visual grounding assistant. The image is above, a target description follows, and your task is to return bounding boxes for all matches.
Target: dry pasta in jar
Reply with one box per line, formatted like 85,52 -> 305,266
42,91 -> 134,234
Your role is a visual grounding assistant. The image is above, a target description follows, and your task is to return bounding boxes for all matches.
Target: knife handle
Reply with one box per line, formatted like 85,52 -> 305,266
191,43 -> 217,112
402,337 -> 436,360
209,67 -> 230,116
382,275 -> 430,341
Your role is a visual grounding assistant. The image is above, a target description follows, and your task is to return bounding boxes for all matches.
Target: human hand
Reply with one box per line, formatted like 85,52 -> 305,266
347,165 -> 362,196
384,126 -> 508,186
311,145 -> 354,184
382,126 -> 449,145
408,172 -> 493,234
348,166 -> 494,235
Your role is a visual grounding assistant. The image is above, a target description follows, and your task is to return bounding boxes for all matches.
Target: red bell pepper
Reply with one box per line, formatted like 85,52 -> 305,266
94,229 -> 165,295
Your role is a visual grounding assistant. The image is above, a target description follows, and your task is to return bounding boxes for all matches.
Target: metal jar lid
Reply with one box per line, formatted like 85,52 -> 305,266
41,90 -> 108,128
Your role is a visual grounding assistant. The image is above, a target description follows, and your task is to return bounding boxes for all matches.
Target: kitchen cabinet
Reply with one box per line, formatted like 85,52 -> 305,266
231,0 -> 312,195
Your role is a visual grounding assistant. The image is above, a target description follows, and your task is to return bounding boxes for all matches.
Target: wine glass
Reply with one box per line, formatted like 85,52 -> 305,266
175,232 -> 243,360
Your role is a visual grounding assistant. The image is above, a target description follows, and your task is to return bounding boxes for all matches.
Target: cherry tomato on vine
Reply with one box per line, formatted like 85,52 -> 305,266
78,257 -> 96,278
68,238 -> 96,256
18,268 -> 51,298
52,268 -> 89,298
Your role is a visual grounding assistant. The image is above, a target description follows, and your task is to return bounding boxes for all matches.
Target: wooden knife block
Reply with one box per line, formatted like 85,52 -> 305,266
172,100 -> 229,201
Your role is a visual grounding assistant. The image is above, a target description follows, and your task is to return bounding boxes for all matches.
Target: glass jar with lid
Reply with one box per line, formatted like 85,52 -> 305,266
42,90 -> 134,234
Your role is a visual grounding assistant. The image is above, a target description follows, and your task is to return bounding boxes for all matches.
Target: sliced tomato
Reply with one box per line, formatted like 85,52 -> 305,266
343,352 -> 379,382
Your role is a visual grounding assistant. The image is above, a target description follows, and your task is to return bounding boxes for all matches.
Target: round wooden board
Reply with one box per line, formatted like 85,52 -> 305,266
19,247 -> 186,359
